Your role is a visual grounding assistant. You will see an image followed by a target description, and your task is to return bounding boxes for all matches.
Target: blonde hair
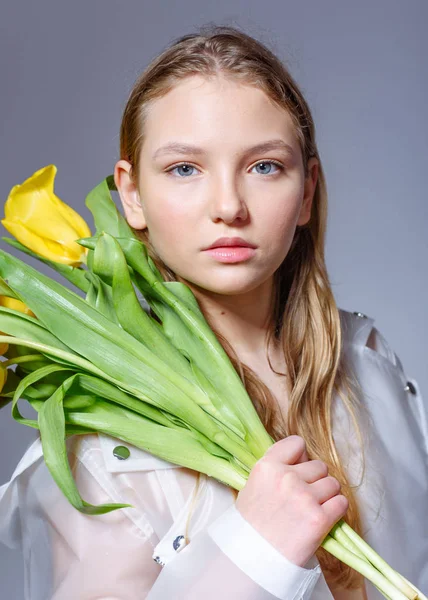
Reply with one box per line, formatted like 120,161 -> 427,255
119,24 -> 366,591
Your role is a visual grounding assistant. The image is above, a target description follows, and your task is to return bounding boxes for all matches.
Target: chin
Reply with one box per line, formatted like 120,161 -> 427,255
181,270 -> 268,297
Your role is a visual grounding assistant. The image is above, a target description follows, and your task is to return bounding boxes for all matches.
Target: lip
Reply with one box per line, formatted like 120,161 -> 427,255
203,237 -> 257,250
204,246 -> 256,263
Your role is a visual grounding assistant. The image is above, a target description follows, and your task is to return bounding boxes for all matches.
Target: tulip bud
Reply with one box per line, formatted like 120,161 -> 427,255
2,165 -> 91,266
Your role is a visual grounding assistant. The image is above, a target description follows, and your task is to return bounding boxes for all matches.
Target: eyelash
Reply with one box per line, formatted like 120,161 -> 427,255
165,160 -> 285,178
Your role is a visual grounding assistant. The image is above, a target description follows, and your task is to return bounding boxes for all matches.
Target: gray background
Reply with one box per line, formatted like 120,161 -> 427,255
0,1 -> 427,597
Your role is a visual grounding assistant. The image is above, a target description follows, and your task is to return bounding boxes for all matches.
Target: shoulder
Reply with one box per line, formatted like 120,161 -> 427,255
338,307 -> 375,350
336,307 -> 426,453
338,307 -> 405,373
337,307 -> 425,409
336,308 -> 426,459
335,312 -> 428,558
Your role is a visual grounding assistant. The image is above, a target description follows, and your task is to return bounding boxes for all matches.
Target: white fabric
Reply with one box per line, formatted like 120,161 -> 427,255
207,503 -> 321,599
0,308 -> 427,600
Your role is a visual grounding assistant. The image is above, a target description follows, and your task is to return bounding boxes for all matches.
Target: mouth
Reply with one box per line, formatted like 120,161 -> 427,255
203,236 -> 257,250
202,238 -> 257,264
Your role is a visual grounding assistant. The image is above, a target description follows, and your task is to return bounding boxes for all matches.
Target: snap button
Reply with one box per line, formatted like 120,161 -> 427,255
113,445 -> 130,460
173,535 -> 186,552
353,312 -> 368,318
404,381 -> 417,395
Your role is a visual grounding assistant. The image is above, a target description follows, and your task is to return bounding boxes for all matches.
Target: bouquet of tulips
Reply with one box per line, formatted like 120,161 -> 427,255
0,165 -> 425,600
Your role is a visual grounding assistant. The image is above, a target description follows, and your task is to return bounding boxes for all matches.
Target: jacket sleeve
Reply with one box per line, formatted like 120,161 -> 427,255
0,432 -> 325,600
147,503 -> 322,599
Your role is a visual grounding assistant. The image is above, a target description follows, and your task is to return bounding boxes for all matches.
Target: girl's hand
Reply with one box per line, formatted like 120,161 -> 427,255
235,435 -> 349,567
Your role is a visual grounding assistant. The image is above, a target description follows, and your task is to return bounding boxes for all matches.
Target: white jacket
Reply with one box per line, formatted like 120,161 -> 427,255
0,308 -> 426,600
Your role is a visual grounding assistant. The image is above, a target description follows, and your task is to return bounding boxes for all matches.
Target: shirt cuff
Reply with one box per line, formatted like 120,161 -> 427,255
207,503 -> 322,600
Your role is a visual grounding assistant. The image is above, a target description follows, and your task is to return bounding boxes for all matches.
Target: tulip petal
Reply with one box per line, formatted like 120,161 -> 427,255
1,220 -> 85,265
3,164 -> 91,264
8,164 -> 91,239
4,165 -> 57,222
50,196 -> 92,240
35,165 -> 92,238
4,192 -> 82,244
9,213 -> 85,249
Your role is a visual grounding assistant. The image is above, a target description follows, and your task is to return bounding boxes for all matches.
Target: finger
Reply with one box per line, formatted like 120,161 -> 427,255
293,460 -> 329,483
321,494 -> 349,526
264,435 -> 308,465
310,476 -> 341,504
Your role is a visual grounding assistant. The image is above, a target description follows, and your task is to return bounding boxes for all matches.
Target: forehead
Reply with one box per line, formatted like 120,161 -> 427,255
141,75 -> 300,152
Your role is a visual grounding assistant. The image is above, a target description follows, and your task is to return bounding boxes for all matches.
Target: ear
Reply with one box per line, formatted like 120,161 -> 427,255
297,157 -> 319,226
114,159 -> 147,229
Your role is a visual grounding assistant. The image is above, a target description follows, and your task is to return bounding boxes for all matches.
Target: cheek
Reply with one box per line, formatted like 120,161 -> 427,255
145,194 -> 192,240
258,195 -> 302,250
143,196 -> 199,270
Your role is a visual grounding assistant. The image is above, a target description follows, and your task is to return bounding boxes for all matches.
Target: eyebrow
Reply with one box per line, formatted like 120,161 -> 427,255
152,139 -> 295,161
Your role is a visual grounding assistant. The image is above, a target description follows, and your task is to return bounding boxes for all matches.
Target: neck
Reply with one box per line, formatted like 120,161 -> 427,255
186,276 -> 277,361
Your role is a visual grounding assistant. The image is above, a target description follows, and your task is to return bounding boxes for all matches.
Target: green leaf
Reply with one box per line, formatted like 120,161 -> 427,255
164,281 -> 205,315
66,399 -> 248,490
11,363 -> 74,429
116,238 -> 272,457
21,382 -> 60,400
1,237 -> 90,293
84,272 -> 120,325
75,234 -> 270,457
0,277 -> 19,299
63,394 -> 97,410
0,250 -> 260,469
67,372 -> 174,428
93,233 -> 192,375
84,176 -> 136,240
38,374 -> 133,514
0,250 -> 180,388
78,236 -> 162,290
0,307 -> 75,354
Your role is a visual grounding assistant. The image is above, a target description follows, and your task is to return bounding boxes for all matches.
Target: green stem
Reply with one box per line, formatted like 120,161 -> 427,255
338,521 -> 417,599
329,522 -> 369,562
329,524 -> 394,600
396,573 -> 427,600
2,354 -> 44,368
321,536 -> 412,600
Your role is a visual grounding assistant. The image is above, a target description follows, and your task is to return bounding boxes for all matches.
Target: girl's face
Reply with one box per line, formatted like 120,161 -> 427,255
116,76 -> 318,299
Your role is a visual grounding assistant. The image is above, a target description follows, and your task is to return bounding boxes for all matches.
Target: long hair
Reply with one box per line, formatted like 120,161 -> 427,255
118,24 -> 366,591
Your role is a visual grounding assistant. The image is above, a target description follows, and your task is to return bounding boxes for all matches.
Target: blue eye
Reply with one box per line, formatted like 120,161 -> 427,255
167,164 -> 199,177
251,161 -> 283,175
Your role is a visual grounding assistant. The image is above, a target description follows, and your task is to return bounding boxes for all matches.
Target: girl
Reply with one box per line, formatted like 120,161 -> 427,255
0,25 -> 426,600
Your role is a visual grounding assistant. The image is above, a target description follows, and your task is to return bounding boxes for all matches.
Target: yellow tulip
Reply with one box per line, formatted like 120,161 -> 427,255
1,164 -> 91,266
0,296 -> 36,355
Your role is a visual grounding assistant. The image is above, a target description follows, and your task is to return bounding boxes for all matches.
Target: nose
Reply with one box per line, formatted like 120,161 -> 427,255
208,176 -> 249,224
